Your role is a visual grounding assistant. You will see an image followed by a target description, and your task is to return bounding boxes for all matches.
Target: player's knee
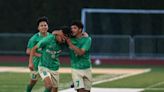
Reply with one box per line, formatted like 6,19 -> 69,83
52,87 -> 58,92
44,77 -> 53,89
45,83 -> 53,89
45,82 -> 53,89
30,80 -> 37,85
77,88 -> 86,92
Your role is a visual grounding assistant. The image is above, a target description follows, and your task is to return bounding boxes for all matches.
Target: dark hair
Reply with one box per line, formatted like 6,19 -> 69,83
37,16 -> 48,27
71,20 -> 83,29
60,26 -> 71,37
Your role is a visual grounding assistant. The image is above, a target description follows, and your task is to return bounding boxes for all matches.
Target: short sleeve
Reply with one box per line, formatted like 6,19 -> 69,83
81,37 -> 91,51
37,35 -> 52,48
27,36 -> 37,49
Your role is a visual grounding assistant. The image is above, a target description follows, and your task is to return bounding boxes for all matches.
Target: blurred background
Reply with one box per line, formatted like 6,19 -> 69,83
0,0 -> 164,65
1,0 -> 164,92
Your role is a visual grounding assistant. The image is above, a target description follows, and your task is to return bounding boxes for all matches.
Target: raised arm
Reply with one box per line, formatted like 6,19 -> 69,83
66,37 -> 91,56
66,38 -> 85,56
52,30 -> 63,36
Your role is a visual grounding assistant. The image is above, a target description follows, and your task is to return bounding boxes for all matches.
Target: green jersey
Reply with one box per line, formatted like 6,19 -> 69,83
27,32 -> 50,71
69,36 -> 92,69
37,34 -> 61,71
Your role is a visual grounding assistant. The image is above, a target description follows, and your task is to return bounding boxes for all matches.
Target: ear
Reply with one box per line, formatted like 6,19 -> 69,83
79,28 -> 83,33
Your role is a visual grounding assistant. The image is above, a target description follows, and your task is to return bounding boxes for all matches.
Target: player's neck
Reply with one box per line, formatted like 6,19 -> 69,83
40,32 -> 47,37
76,33 -> 82,38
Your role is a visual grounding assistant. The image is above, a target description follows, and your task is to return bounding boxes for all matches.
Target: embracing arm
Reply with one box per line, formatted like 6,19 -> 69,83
82,32 -> 89,37
66,38 -> 85,56
52,30 -> 63,35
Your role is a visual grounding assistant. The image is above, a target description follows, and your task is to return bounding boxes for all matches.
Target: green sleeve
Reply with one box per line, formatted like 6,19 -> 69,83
81,37 -> 92,51
37,35 -> 51,48
27,36 -> 36,49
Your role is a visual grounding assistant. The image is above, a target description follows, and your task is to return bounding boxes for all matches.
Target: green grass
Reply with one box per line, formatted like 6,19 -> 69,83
143,90 -> 164,92
0,65 -> 164,92
0,72 -> 41,92
0,72 -> 103,92
93,66 -> 164,92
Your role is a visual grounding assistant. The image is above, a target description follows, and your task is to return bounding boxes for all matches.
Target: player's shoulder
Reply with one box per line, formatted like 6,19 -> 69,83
28,32 -> 39,41
47,33 -> 54,38
32,32 -> 40,38
82,36 -> 91,40
43,33 -> 54,40
46,32 -> 51,36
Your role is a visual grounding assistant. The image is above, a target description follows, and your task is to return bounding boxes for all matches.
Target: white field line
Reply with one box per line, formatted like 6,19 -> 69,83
60,88 -> 144,92
93,68 -> 151,85
144,88 -> 164,91
146,81 -> 164,88
60,69 -> 150,92
33,74 -> 118,92
144,81 -> 164,91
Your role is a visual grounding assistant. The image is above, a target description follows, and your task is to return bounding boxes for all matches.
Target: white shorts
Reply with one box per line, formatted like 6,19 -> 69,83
38,66 -> 59,87
72,68 -> 92,90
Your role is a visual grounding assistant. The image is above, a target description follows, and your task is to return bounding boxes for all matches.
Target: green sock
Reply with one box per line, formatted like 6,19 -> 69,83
44,88 -> 51,92
26,84 -> 34,92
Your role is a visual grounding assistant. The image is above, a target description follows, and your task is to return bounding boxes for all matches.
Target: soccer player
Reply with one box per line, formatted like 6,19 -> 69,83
29,27 -> 70,92
65,21 -> 92,92
26,16 -> 50,92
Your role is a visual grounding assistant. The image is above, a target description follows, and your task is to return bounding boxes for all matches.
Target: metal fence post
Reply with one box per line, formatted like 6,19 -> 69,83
129,36 -> 135,59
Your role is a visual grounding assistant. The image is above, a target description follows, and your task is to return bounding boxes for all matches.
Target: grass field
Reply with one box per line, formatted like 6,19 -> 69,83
0,65 -> 164,92
94,67 -> 164,92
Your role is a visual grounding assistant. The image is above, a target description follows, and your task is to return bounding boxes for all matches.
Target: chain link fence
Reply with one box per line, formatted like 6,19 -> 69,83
0,33 -> 164,59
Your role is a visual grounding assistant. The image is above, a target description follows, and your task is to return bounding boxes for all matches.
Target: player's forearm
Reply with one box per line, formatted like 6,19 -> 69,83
29,46 -> 37,64
26,48 -> 39,56
26,48 -> 30,55
69,44 -> 85,56
29,49 -> 34,64
52,30 -> 63,35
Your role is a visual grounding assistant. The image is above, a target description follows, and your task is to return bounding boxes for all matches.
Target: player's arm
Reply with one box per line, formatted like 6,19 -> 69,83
67,37 -> 91,56
29,36 -> 48,68
66,38 -> 85,56
28,37 -> 48,71
52,29 -> 88,37
52,30 -> 63,36
28,45 -> 38,71
82,32 -> 89,37
26,48 -> 41,57
26,37 -> 41,57
26,48 -> 31,55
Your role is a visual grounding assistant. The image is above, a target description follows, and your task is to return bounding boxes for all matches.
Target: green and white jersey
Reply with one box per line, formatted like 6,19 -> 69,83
69,36 -> 92,69
27,32 -> 50,71
37,34 -> 61,71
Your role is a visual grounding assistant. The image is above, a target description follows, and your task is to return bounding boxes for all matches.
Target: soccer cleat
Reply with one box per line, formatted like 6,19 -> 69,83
70,83 -> 74,88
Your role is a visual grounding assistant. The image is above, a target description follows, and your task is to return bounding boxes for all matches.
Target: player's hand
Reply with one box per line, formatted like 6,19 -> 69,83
52,30 -> 63,36
82,32 -> 89,37
28,63 -> 34,71
34,53 -> 41,57
65,37 -> 72,45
